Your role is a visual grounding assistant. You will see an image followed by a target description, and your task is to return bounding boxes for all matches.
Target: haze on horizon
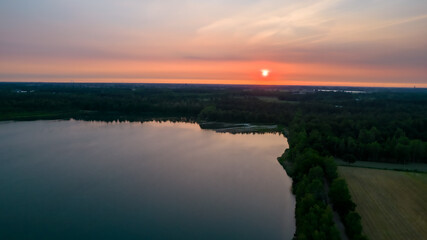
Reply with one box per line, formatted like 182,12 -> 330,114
1,0 -> 426,87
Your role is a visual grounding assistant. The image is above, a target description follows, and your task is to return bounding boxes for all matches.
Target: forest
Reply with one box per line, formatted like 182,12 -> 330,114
1,82 -> 425,164
1,82 -> 426,240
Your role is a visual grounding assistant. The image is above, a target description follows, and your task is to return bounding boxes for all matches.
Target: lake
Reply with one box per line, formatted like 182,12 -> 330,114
0,120 -> 295,240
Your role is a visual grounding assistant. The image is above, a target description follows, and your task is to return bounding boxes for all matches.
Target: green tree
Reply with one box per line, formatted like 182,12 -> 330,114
345,211 -> 363,239
323,157 -> 338,181
329,178 -> 355,216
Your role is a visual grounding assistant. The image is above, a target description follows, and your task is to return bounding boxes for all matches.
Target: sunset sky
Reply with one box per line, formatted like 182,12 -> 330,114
1,0 -> 426,87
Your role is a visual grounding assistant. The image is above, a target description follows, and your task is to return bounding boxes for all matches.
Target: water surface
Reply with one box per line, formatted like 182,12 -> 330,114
0,120 -> 295,239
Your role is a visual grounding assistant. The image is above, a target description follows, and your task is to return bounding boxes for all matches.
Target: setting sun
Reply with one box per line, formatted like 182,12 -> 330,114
261,69 -> 270,77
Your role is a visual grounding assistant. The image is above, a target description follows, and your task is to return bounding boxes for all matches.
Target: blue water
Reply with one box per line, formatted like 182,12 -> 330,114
0,120 -> 295,239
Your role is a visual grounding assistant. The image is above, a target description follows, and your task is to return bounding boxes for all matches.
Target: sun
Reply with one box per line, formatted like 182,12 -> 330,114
261,69 -> 270,77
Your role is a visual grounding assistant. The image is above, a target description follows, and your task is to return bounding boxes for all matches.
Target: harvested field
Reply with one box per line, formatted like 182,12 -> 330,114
338,166 -> 427,240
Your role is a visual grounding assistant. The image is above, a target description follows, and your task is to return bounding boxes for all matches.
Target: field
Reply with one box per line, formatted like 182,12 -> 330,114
336,159 -> 427,172
338,166 -> 427,240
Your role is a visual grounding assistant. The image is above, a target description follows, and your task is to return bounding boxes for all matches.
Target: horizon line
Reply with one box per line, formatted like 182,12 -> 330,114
1,80 -> 426,89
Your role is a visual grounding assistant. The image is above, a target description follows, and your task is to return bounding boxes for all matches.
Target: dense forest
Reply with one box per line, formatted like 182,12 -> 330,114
1,82 -> 426,240
1,83 -> 426,164
279,119 -> 367,239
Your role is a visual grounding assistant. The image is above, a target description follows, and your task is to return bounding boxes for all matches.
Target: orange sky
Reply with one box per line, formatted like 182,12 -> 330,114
1,0 -> 426,87
2,58 -> 426,87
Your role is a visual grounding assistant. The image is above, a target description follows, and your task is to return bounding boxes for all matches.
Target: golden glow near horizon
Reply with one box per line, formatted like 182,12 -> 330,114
0,0 -> 426,87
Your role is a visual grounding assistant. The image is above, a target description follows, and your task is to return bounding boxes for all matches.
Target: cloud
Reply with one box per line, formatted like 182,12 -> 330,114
197,0 -> 340,45
189,0 -> 427,68
370,14 -> 427,30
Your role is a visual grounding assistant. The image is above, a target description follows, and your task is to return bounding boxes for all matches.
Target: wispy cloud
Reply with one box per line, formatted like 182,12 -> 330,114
197,0 -> 341,45
370,14 -> 427,30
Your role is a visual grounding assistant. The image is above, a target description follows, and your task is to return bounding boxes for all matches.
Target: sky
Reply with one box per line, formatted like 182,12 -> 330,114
0,0 -> 426,87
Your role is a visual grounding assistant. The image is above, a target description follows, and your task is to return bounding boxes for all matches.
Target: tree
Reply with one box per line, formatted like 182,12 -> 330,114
323,157 -> 338,181
329,178 -> 355,216
308,166 -> 324,181
345,211 -> 363,239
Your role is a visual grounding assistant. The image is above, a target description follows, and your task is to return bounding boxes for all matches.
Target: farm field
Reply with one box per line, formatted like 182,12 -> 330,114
338,166 -> 427,240
336,159 -> 427,173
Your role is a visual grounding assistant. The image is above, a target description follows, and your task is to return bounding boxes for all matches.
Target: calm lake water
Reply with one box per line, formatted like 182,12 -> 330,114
0,120 -> 295,240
